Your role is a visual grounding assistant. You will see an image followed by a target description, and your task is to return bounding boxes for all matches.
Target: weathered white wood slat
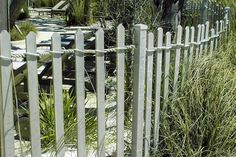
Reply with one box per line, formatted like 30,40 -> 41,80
26,32 -> 41,157
210,28 -> 215,54
215,21 -> 219,50
173,25 -> 183,95
0,31 -> 15,157
219,20 -> 224,44
199,24 -> 205,57
163,32 -> 171,108
75,29 -> 86,157
96,29 -> 106,157
131,24 -> 147,157
195,25 -> 201,60
204,21 -> 210,54
181,26 -> 190,88
144,32 -> 154,157
189,27 -> 195,67
51,33 -> 65,157
116,24 -> 125,157
153,28 -> 163,149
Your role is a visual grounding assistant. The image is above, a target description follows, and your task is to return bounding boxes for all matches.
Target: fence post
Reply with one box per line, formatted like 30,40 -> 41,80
181,26 -> 190,87
163,32 -> 171,109
0,31 -> 14,157
204,21 -> 210,54
173,25 -> 182,96
26,32 -> 41,157
199,24 -> 205,57
189,27 -> 195,68
116,24 -> 125,157
153,28 -> 163,150
51,33 -> 65,157
96,29 -> 106,157
210,28 -> 215,54
195,25 -> 201,59
144,32 -> 154,157
75,29 -> 86,157
131,24 -> 147,157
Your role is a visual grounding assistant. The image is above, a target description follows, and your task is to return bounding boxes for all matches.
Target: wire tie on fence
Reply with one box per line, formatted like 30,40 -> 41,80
184,44 -> 190,48
25,52 -> 40,57
96,50 -> 106,53
146,49 -> 155,53
156,46 -> 172,50
0,56 -> 13,61
74,49 -> 84,53
50,51 -> 64,54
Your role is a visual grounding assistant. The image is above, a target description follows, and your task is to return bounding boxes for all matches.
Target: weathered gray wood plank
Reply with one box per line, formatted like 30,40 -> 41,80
163,32 -> 171,108
195,25 -> 202,59
131,24 -> 147,157
173,25 -> 183,95
189,27 -> 195,67
154,28 -> 163,149
26,32 -> 41,157
182,26 -> 190,87
75,29 -> 86,157
204,21 -> 210,55
116,24 -> 125,157
144,32 -> 154,157
51,33 -> 65,157
210,28 -> 215,54
0,31 -> 14,157
199,24 -> 205,57
96,29 -> 106,157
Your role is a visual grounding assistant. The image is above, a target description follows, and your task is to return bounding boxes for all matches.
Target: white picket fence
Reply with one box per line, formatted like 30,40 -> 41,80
0,16 -> 229,157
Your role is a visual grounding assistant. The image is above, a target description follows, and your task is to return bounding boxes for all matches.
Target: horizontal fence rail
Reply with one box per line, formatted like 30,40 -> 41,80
0,7 -> 229,157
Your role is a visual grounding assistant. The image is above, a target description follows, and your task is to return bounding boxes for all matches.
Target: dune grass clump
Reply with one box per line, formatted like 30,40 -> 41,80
158,33 -> 236,156
11,22 -> 37,41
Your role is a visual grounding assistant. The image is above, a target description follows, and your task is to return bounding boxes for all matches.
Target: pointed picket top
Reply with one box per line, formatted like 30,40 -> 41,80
148,32 -> 154,50
0,30 -> 11,57
201,24 -> 205,41
190,26 -> 195,42
176,25 -> 183,44
51,32 -> 61,51
166,32 -> 171,46
96,28 -> 104,51
184,26 -> 190,45
117,24 -> 125,48
157,27 -> 163,47
196,25 -> 201,46
134,24 -> 148,31
205,21 -> 210,39
26,32 -> 36,53
75,28 -> 84,50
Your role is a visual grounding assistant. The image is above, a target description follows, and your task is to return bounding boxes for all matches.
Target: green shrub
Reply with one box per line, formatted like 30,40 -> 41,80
157,33 -> 236,156
11,22 -> 37,41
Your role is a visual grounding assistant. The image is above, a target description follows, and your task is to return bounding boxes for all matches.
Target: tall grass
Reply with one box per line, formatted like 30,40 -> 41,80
157,32 -> 236,156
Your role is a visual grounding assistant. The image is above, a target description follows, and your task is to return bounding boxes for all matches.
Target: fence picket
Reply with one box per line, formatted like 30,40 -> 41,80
26,32 -> 41,157
131,24 -> 147,157
154,28 -> 163,149
215,21 -> 219,50
220,20 -> 224,43
173,25 -> 183,95
210,28 -> 215,54
195,25 -> 201,59
204,21 -> 210,54
199,24 -> 205,57
181,26 -> 190,87
116,24 -> 125,157
96,29 -> 106,157
51,33 -> 65,157
75,29 -> 86,157
144,32 -> 154,157
189,27 -> 195,67
0,31 -> 14,157
163,32 -> 171,108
